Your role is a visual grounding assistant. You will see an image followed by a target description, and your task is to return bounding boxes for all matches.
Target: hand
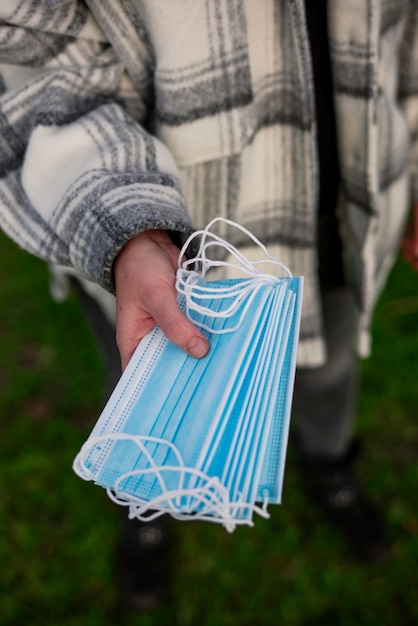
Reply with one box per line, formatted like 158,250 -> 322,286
401,203 -> 418,271
114,229 -> 209,371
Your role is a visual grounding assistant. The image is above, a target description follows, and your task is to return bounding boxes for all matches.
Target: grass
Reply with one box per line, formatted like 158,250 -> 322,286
0,231 -> 417,625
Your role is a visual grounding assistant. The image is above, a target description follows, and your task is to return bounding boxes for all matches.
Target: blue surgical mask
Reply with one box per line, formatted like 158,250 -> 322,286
73,219 -> 303,532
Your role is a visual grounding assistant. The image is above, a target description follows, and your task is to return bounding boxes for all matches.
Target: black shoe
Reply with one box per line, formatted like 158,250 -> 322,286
297,440 -> 391,561
116,512 -> 172,612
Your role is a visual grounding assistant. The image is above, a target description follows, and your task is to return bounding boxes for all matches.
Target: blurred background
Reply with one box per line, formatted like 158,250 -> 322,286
0,229 -> 417,626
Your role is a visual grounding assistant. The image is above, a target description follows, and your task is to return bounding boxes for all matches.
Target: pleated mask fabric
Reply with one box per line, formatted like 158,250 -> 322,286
73,219 -> 303,531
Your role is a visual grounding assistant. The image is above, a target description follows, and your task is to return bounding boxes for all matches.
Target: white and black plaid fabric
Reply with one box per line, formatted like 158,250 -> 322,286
0,0 -> 417,364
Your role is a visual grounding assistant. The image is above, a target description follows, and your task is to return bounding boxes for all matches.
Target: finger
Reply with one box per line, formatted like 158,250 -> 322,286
158,304 -> 210,360
116,284 -> 209,371
114,230 -> 210,370
143,281 -> 210,358
116,309 -> 157,371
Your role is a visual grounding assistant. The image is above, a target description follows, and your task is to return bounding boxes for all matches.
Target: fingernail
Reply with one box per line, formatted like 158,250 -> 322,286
188,336 -> 209,358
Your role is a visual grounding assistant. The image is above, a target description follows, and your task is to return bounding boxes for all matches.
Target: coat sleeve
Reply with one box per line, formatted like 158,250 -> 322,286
0,0 -> 193,294
399,0 -> 418,206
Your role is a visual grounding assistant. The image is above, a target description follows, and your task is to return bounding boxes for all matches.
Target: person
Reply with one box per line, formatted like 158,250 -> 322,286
1,0 -> 417,611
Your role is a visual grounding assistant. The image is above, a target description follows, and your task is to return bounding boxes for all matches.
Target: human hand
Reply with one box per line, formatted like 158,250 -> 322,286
401,203 -> 418,271
114,230 -> 209,371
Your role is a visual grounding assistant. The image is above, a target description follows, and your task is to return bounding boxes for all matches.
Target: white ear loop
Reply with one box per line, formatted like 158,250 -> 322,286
74,433 -> 270,532
178,217 -> 292,279
176,218 -> 293,333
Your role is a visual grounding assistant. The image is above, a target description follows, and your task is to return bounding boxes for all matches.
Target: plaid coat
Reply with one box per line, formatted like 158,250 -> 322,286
0,0 -> 417,365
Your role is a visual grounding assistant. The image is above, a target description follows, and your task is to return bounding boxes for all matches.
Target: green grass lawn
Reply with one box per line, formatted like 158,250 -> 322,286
0,231 -> 417,626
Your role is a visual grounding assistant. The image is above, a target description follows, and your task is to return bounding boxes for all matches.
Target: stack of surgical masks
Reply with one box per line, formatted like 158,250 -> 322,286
73,219 -> 303,532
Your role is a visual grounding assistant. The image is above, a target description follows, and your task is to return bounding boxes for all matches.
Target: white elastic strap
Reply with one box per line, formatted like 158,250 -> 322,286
176,218 -> 293,334
74,433 -> 271,532
108,485 -> 270,533
178,217 -> 292,280
178,279 -> 269,334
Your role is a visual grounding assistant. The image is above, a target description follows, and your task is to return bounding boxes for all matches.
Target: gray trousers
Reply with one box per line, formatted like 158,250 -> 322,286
291,286 -> 358,458
74,279 -> 358,462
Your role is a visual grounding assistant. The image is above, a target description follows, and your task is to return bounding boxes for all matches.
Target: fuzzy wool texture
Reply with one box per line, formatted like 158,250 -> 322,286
0,0 -> 417,365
